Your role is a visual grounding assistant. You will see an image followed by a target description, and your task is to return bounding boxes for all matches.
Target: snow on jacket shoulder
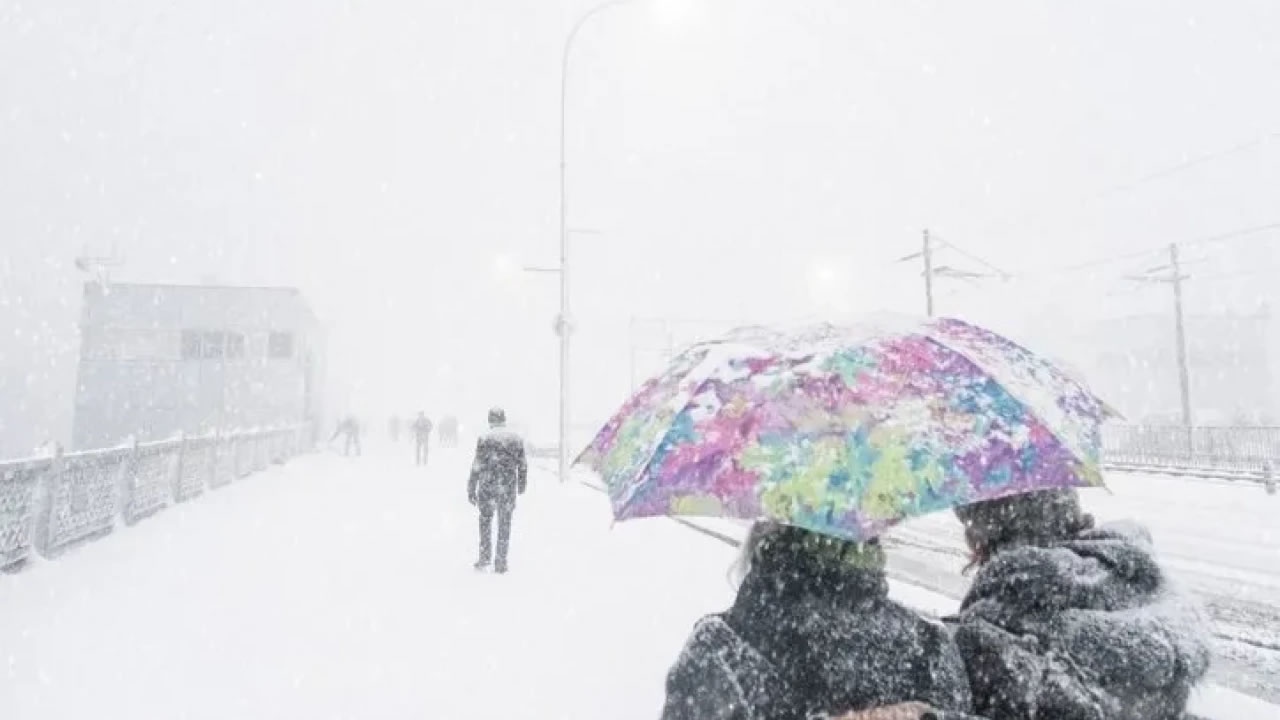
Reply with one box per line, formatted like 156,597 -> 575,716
662,616 -> 802,720
467,428 -> 528,502
955,521 -> 1211,720
663,561 -> 974,720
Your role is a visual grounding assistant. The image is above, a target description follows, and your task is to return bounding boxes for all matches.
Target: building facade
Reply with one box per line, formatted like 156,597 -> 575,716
1069,308 -> 1275,426
72,282 -> 324,450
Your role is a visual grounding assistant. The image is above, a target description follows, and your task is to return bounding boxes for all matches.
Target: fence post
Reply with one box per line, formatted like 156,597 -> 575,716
33,444 -> 63,558
207,434 -> 217,489
213,430 -> 223,486
121,436 -> 139,524
174,432 -> 187,500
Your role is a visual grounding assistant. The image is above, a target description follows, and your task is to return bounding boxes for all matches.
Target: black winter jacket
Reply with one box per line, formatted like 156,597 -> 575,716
662,549 -> 974,720
467,428 -> 527,505
954,521 -> 1211,720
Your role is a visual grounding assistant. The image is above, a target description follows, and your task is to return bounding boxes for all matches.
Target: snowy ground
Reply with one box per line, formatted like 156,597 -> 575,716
0,446 -> 1274,719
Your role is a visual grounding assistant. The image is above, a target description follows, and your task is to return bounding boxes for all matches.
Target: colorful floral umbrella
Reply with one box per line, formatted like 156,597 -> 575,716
576,316 -> 1114,542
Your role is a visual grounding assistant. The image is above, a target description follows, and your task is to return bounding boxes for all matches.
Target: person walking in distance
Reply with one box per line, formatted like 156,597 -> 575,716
439,414 -> 459,448
412,411 -> 433,466
330,415 -> 361,456
467,408 -> 527,574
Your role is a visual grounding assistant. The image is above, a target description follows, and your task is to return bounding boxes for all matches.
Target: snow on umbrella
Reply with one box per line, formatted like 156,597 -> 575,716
575,316 -> 1113,543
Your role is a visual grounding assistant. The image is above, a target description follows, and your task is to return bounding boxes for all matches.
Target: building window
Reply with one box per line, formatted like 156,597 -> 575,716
225,332 -> 246,359
268,331 -> 294,359
181,331 -> 202,360
202,332 -> 225,359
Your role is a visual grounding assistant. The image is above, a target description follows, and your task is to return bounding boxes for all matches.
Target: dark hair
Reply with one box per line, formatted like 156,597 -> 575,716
488,407 -> 506,426
955,489 -> 1095,569
732,521 -> 885,585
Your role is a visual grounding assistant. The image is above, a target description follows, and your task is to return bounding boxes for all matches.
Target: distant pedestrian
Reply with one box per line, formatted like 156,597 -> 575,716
439,415 -> 459,448
412,411 -> 433,466
329,415 -> 361,456
467,408 -> 527,574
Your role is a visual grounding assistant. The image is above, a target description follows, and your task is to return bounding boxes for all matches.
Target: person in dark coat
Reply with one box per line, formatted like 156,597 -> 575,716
662,522 -> 976,720
329,415 -> 361,456
411,412 -> 433,466
951,489 -> 1211,720
466,408 -> 527,573
439,415 -> 459,448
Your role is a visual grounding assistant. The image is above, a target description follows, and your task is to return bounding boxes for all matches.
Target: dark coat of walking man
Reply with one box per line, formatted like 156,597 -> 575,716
467,408 -> 527,574
330,415 -> 361,456
412,412 -> 433,466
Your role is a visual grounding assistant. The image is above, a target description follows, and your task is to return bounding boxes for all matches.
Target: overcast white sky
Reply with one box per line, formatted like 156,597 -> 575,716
2,0 -> 1279,451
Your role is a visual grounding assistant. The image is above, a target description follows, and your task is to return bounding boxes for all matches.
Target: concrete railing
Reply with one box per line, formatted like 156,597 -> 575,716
0,425 -> 311,572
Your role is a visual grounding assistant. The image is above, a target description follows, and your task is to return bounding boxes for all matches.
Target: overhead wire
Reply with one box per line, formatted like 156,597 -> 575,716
1092,131 -> 1280,202
1015,221 -> 1280,280
1187,266 -> 1280,283
929,233 -> 1012,279
1179,221 -> 1280,250
975,129 -> 1280,245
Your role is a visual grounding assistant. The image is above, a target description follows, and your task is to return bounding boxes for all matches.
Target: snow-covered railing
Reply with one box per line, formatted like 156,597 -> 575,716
0,425 -> 312,572
1102,424 -> 1279,491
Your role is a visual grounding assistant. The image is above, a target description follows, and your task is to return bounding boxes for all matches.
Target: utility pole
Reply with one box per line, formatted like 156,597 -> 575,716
1169,243 -> 1193,429
74,242 -> 124,288
558,254 -> 571,483
898,230 -> 937,316
1126,243 -> 1193,429
898,230 -> 1010,319
559,0 -> 632,483
923,229 -> 935,317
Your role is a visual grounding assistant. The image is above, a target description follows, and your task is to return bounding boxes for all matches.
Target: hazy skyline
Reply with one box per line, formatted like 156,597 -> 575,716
2,0 -> 1279,453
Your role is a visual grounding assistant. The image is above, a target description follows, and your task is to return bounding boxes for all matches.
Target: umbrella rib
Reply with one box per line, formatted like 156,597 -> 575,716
919,328 -> 1094,473
612,355 -> 727,519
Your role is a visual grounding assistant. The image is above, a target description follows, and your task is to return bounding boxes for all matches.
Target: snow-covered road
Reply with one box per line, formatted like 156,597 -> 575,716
0,446 -> 1274,718
0,446 -> 735,718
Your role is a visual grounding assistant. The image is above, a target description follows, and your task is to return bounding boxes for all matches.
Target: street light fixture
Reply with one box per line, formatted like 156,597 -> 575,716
558,0 -> 641,484
526,227 -> 601,482
559,0 -> 690,481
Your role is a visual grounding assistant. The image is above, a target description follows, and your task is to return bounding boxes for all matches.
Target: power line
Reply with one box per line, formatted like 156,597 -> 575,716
1093,131 -> 1280,202
979,129 -> 1280,242
1021,221 -> 1280,280
1101,285 -> 1147,300
1121,244 -> 1193,427
1020,246 -> 1166,278
1188,266 -> 1280,283
929,233 -> 1012,279
1180,221 -> 1280,249
896,229 -> 1018,317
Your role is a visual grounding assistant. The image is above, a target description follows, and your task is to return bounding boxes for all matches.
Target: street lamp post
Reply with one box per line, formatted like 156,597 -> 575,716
558,0 -> 635,483
524,228 -> 601,482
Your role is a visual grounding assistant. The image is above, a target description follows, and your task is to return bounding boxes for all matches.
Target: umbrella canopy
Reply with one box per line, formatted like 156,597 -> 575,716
576,316 -> 1112,542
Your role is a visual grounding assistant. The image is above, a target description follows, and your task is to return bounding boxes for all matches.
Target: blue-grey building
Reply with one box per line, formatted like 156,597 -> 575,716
71,282 -> 325,449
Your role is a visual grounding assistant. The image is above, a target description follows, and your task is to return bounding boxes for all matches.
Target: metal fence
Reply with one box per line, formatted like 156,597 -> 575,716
1102,424 -> 1277,489
0,425 -> 311,572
